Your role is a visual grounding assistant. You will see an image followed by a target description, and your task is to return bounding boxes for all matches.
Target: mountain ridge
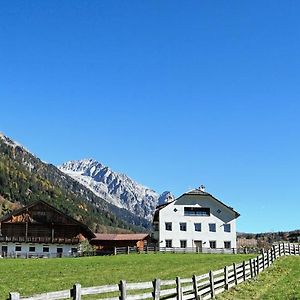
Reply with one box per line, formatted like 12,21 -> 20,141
0,133 -> 150,232
59,159 -> 174,221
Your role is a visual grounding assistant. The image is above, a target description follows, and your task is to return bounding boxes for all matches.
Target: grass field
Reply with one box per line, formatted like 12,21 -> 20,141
0,253 -> 254,299
216,256 -> 300,300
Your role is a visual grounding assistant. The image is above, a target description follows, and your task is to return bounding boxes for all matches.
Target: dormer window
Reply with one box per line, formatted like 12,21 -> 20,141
184,207 -> 210,216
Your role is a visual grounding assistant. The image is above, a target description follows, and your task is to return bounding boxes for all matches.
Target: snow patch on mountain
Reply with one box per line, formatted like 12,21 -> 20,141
59,159 -> 171,221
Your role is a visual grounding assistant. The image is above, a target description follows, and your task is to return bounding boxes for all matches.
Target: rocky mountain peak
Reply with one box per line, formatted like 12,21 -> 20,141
59,159 -> 170,221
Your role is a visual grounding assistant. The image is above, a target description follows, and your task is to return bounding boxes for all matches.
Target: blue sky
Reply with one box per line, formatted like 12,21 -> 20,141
1,1 -> 300,233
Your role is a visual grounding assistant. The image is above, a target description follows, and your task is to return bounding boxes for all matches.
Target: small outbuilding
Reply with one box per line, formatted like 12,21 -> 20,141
90,233 -> 149,253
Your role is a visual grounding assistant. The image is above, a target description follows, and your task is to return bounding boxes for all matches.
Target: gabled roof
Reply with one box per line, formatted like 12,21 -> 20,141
92,233 -> 149,241
176,189 -> 240,218
153,188 -> 240,219
0,200 -> 96,239
153,201 -> 175,222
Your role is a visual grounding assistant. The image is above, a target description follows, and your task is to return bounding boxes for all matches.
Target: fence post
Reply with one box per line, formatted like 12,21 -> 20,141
224,266 -> 229,290
253,259 -> 257,277
71,283 -> 81,300
289,243 -> 291,255
249,259 -> 253,278
293,243 -> 296,255
114,247 -> 117,255
261,249 -> 265,270
119,280 -> 126,300
256,256 -> 260,274
209,270 -> 215,299
273,245 -> 277,260
127,247 -> 130,255
152,278 -> 160,300
233,263 -> 238,285
176,277 -> 182,300
298,244 -> 300,256
243,261 -> 246,281
9,293 -> 20,300
270,248 -> 274,263
267,249 -> 270,267
192,274 -> 201,300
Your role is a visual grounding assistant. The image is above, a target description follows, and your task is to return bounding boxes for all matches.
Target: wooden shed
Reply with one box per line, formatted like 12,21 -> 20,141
90,233 -> 149,253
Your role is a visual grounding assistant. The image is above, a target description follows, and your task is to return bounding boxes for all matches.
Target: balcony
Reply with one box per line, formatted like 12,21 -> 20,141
0,236 -> 80,244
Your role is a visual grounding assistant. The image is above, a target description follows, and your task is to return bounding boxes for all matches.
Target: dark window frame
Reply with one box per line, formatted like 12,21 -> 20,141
165,222 -> 172,231
179,222 -> 187,231
194,223 -> 202,232
184,207 -> 210,216
224,224 -> 231,232
209,223 -> 216,232
165,240 -> 172,248
224,241 -> 231,249
43,247 -> 49,253
15,246 -> 22,252
180,240 -> 187,248
209,241 -> 216,249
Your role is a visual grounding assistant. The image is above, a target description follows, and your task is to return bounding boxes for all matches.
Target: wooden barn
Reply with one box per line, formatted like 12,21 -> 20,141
0,200 -> 95,258
90,233 -> 149,253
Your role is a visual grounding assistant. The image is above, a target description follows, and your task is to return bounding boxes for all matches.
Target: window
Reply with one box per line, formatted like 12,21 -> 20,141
57,248 -> 63,253
165,222 -> 172,231
224,224 -> 231,232
209,241 -> 216,249
184,207 -> 210,216
194,223 -> 201,232
224,241 -> 231,249
43,247 -> 49,253
165,240 -> 172,248
180,222 -> 187,231
180,240 -> 187,248
209,223 -> 216,232
15,246 -> 22,252
29,246 -> 35,252
71,248 -> 78,254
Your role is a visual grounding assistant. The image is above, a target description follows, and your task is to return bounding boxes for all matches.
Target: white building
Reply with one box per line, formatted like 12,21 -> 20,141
152,187 -> 240,252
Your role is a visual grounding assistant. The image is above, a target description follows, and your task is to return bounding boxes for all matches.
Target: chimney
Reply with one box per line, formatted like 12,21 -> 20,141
199,185 -> 205,192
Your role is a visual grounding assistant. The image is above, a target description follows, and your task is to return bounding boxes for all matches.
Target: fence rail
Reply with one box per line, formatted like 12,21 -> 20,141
9,243 -> 300,300
113,246 -> 237,256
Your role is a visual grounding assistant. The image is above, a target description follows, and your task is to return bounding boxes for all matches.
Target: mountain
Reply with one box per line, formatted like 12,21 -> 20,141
0,133 -> 150,232
59,159 -> 174,221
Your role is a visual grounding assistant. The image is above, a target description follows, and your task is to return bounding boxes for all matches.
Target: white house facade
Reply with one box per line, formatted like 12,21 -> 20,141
152,187 -> 240,252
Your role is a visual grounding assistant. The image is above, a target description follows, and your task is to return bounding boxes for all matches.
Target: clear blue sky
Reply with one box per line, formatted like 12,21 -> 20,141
1,1 -> 300,233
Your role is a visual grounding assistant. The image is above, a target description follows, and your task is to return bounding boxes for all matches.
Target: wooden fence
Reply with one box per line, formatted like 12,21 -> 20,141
113,246 -> 237,256
9,243 -> 300,300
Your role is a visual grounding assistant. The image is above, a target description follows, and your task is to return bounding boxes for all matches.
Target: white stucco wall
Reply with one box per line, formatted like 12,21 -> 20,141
0,242 -> 78,258
156,194 -> 238,250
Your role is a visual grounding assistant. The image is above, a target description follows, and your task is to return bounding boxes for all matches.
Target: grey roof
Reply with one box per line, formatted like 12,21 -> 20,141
177,189 -> 240,218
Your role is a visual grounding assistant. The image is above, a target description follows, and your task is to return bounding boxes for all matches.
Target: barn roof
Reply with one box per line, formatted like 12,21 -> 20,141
0,200 -> 96,239
92,233 -> 149,241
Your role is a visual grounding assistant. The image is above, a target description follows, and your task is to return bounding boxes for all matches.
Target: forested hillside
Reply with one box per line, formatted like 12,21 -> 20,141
0,134 -> 148,232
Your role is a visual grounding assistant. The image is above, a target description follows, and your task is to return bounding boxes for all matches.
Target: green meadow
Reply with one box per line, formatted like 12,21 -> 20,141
0,253 -> 254,299
217,256 -> 300,300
